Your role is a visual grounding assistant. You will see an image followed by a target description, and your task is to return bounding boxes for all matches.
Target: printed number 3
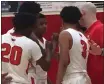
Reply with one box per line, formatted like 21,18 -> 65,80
80,40 -> 87,59
2,43 -> 22,65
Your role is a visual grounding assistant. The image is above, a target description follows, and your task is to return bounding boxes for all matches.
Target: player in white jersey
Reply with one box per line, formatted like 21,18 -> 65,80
5,13 -> 57,84
56,6 -> 91,84
30,13 -> 47,84
5,3 -> 58,83
30,13 -> 58,84
2,12 -> 40,84
1,2 -> 53,83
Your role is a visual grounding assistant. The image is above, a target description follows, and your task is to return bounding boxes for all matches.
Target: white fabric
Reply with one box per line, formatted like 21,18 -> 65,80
2,33 -> 42,84
28,36 -> 47,84
6,28 -> 48,84
62,73 -> 91,84
62,28 -> 90,83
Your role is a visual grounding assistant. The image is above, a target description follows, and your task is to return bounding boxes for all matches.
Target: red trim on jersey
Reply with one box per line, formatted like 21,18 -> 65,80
31,77 -> 35,84
26,62 -> 30,74
39,38 -> 44,43
10,32 -> 23,37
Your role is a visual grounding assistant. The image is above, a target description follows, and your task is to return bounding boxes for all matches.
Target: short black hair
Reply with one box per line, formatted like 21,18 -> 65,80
18,1 -> 42,15
13,13 -> 36,32
38,13 -> 45,18
60,6 -> 82,24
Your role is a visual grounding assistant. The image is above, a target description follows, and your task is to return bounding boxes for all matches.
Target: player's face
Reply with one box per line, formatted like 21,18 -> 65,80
36,18 -> 47,35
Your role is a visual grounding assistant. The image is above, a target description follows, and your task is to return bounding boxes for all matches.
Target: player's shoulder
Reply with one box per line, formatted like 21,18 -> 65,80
24,37 -> 40,48
2,33 -> 12,43
59,29 -> 72,40
2,33 -> 10,38
64,28 -> 78,34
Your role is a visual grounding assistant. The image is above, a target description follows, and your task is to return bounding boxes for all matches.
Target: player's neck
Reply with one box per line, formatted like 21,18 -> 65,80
64,23 -> 77,30
35,33 -> 43,40
14,31 -> 29,37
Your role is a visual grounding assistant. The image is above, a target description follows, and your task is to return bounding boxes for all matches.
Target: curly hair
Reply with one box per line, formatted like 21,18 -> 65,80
60,6 -> 82,24
18,1 -> 42,15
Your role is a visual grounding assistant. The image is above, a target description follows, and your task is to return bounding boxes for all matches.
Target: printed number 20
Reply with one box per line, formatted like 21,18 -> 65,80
2,43 -> 22,65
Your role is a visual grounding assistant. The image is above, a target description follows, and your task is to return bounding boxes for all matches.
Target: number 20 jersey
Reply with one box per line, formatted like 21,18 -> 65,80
2,33 -> 42,84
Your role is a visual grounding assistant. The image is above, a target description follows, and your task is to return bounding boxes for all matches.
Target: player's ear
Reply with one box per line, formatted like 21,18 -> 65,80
81,9 -> 86,16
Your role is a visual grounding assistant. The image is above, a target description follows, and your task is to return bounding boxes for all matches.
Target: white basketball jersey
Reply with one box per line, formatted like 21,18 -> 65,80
32,37 -> 47,84
63,28 -> 89,79
2,33 -> 42,84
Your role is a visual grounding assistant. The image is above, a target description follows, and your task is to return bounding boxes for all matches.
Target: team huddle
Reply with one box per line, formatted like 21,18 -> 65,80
1,1 -> 103,84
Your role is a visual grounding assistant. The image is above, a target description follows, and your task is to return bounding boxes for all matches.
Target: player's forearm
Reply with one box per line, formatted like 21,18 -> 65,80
45,48 -> 53,62
36,56 -> 50,71
56,63 -> 67,84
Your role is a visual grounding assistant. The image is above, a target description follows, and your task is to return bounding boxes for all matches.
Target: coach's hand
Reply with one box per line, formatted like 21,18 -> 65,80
88,40 -> 102,55
2,73 -> 12,84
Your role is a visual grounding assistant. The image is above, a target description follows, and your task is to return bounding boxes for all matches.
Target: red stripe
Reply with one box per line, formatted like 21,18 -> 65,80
31,77 -> 35,84
26,62 -> 30,74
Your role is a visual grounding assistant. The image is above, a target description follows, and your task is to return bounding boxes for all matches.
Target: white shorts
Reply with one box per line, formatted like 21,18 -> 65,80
10,82 -> 29,84
62,72 -> 91,84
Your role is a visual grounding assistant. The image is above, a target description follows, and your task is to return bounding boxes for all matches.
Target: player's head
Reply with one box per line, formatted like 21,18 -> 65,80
60,6 -> 82,28
74,2 -> 97,27
13,13 -> 37,37
18,1 -> 42,16
33,13 -> 47,38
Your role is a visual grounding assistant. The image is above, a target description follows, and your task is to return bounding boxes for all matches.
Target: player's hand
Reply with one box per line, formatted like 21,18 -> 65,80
88,40 -> 102,55
46,41 -> 53,51
51,33 -> 59,43
2,73 -> 12,84
51,33 -> 59,48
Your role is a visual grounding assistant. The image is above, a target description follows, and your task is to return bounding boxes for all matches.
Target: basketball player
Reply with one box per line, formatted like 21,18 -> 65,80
5,2 -> 57,83
56,6 -> 91,84
29,13 -> 57,84
2,73 -> 12,84
1,6 -> 54,84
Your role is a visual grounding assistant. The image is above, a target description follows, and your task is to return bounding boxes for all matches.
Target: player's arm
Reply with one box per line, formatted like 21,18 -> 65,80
30,34 -> 57,71
2,73 -> 12,84
56,31 -> 72,84
31,41 -> 53,71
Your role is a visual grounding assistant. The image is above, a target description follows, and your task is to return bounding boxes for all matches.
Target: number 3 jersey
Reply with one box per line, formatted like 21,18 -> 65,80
63,28 -> 89,76
2,33 -> 42,84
